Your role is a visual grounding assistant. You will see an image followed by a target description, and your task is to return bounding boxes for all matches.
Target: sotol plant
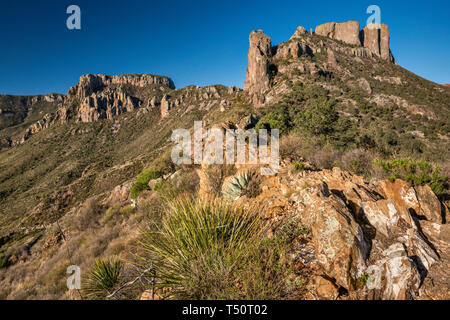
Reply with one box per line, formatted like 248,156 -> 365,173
82,258 -> 123,299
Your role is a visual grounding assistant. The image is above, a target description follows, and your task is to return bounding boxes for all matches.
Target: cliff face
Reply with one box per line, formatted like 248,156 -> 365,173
315,21 -> 362,46
243,30 -> 272,106
67,74 -> 175,123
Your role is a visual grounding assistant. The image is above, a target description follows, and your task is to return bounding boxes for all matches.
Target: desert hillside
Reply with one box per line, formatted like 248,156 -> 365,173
0,20 -> 448,300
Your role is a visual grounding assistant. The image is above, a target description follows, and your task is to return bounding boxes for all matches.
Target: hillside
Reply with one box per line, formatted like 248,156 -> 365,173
0,20 -> 448,300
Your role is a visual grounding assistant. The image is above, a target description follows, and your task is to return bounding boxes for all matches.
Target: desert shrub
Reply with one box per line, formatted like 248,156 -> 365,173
130,168 -> 163,199
292,161 -> 306,172
82,258 -> 123,299
137,197 -> 291,299
223,171 -> 261,200
204,164 -> 236,197
374,158 -> 447,197
74,197 -> 104,231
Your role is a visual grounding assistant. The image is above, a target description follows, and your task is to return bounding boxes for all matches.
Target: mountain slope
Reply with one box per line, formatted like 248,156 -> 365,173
0,20 -> 448,300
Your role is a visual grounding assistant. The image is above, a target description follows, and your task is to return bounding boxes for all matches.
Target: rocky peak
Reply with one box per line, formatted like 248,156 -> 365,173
315,21 -> 361,46
243,30 -> 272,106
68,73 -> 175,101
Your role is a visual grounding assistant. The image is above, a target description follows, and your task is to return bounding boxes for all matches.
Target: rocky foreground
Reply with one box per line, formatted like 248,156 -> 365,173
193,161 -> 449,300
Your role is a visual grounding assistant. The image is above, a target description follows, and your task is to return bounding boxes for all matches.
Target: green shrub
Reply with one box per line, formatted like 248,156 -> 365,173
130,168 -> 163,199
223,171 -> 261,201
82,258 -> 123,299
138,197 -> 291,299
292,161 -> 306,172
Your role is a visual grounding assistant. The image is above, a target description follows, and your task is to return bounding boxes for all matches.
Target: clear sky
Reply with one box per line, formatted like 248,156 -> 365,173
0,0 -> 449,95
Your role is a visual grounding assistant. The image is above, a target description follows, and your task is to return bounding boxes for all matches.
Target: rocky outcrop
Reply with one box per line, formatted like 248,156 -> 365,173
315,21 -> 361,46
243,30 -> 272,106
76,88 -> 140,122
361,23 -> 394,62
64,74 -> 175,123
198,161 -> 449,300
160,94 -> 171,118
313,21 -> 394,62
68,74 -> 174,101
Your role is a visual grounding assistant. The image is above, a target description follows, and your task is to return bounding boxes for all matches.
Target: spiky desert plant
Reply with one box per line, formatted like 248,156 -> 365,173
223,171 -> 261,200
137,197 -> 263,299
82,258 -> 123,299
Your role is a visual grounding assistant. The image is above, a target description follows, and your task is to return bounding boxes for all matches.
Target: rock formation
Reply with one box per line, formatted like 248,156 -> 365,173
198,162 -> 449,299
315,21 -> 361,46
243,30 -> 272,106
65,74 -> 175,123
290,26 -> 306,41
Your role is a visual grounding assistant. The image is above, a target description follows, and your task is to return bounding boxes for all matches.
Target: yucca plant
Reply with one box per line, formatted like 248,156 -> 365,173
82,258 -> 123,299
137,197 -> 263,299
223,171 -> 261,201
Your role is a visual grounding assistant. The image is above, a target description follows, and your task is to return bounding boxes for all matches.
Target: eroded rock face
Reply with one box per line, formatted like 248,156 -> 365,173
290,26 -> 307,40
315,21 -> 361,46
209,163 -> 448,300
68,74 -> 174,101
243,30 -> 272,106
362,23 -> 393,62
77,88 -> 140,122
66,73 -> 175,122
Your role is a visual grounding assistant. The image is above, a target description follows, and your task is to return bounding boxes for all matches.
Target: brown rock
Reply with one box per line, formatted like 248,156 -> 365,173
362,23 -> 393,62
415,185 -> 443,224
243,30 -> 272,106
327,49 -> 338,68
309,275 -> 340,300
160,95 -> 170,118
315,21 -> 361,46
299,183 -> 369,290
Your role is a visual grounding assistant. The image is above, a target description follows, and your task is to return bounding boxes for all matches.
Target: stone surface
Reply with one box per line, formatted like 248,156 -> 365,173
243,30 -> 272,106
315,21 -> 361,46
362,23 -> 393,62
290,26 -> 306,40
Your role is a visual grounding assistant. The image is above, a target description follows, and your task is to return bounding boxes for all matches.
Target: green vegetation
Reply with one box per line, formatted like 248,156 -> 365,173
374,158 -> 447,197
138,197 -> 291,299
130,168 -> 163,199
82,258 -> 123,299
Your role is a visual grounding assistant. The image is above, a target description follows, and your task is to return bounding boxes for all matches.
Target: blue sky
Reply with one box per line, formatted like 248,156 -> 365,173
0,0 -> 449,95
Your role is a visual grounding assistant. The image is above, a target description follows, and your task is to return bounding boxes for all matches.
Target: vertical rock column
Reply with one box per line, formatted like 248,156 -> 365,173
362,23 -> 393,62
243,30 -> 272,106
